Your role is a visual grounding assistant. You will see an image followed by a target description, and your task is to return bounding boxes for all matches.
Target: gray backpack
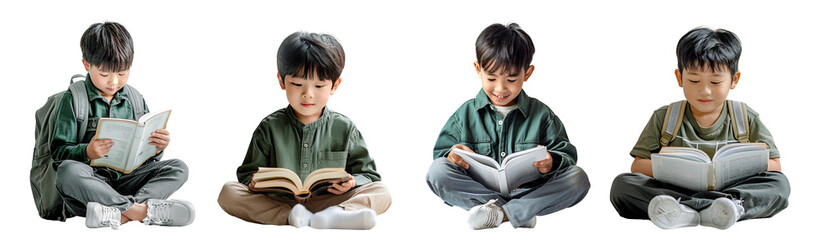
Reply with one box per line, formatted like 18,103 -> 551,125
31,74 -> 144,221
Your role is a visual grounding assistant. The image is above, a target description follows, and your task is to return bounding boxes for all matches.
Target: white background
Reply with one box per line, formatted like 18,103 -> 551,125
1,0 -> 836,239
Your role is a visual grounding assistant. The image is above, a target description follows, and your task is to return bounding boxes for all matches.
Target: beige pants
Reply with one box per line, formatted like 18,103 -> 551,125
217,181 -> 392,225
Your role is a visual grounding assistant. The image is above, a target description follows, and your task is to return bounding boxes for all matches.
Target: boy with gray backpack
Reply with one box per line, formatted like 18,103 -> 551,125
31,21 -> 194,229
609,27 -> 790,230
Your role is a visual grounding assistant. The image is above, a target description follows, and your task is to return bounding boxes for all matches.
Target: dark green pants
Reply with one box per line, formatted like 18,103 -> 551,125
610,172 -> 789,220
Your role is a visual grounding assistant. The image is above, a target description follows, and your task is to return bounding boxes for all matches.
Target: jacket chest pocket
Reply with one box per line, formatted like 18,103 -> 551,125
316,151 -> 348,169
470,142 -> 493,156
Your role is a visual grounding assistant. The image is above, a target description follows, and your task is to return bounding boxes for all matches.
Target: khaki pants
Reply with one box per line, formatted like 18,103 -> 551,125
217,181 -> 391,225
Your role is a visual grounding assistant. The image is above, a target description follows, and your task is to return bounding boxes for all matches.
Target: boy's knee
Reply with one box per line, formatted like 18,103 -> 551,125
562,165 -> 591,190
609,173 -> 643,202
217,181 -> 245,206
426,157 -> 457,185
163,159 -> 189,175
54,161 -> 88,187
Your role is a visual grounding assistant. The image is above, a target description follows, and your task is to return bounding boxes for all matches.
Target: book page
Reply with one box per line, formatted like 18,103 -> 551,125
90,119 -> 138,169
501,146 -> 546,195
714,150 -> 769,189
652,153 -> 710,191
133,110 -> 171,171
659,147 -> 711,164
452,148 -> 504,193
253,167 -> 303,190
713,143 -> 767,160
302,168 -> 349,191
453,148 -> 501,169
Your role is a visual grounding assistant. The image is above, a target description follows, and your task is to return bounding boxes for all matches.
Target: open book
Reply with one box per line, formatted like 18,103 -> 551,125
90,109 -> 171,173
651,143 -> 769,191
251,167 -> 351,200
452,146 -> 547,195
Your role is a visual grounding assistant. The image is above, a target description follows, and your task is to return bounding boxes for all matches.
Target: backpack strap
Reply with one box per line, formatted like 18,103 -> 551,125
727,100 -> 750,143
121,84 -> 146,120
660,100 -> 687,147
68,75 -> 89,144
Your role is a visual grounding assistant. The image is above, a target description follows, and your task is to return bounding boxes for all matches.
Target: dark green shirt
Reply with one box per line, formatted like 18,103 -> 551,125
49,74 -> 157,178
236,106 -> 381,187
630,101 -> 780,159
433,90 -> 577,176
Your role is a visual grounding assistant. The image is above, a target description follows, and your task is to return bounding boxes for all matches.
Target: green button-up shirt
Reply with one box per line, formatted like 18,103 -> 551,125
50,74 -> 156,178
236,106 -> 381,187
433,90 -> 578,177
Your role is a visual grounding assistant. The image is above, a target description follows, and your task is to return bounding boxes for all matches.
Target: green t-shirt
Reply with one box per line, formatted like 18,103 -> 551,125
236,106 -> 381,187
630,101 -> 780,159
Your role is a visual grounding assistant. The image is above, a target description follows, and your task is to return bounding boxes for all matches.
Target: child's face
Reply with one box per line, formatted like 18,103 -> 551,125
676,65 -> 740,117
474,62 -> 534,107
83,60 -> 129,100
279,73 -> 341,125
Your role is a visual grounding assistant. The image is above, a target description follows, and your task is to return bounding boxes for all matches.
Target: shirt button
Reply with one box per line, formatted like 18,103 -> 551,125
500,152 -> 506,158
303,163 -> 308,168
303,143 -> 309,148
498,120 -> 503,125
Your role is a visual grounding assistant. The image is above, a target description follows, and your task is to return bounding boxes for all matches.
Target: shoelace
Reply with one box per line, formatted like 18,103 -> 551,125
144,201 -> 174,225
732,198 -> 745,218
478,199 -> 501,228
101,206 -> 121,230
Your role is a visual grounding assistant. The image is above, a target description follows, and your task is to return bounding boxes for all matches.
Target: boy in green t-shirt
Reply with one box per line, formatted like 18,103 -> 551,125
610,27 -> 790,230
217,31 -> 391,230
426,23 -> 590,230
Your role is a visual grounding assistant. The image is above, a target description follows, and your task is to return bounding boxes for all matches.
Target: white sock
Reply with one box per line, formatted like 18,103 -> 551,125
310,206 -> 377,230
288,204 -> 313,228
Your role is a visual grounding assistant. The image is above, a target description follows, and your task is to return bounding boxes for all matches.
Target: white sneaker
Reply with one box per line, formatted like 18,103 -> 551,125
143,199 -> 195,227
468,199 -> 504,230
648,195 -> 700,229
519,216 -> 537,228
86,202 -> 121,230
700,197 -> 744,230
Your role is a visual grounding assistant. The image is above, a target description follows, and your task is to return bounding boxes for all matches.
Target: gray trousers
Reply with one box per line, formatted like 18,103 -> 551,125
426,157 -> 590,227
610,172 -> 790,220
54,159 -> 188,216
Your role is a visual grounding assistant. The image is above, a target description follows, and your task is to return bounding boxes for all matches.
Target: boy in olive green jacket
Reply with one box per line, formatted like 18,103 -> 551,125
217,31 -> 391,230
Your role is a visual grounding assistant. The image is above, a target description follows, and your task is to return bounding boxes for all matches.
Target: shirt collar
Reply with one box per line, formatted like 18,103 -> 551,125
473,89 -> 531,118
84,73 -> 128,103
284,105 -> 331,129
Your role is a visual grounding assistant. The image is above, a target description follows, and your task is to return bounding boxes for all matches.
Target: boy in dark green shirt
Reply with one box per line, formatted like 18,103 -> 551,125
426,23 -> 590,230
51,22 -> 194,229
217,31 -> 391,230
610,27 -> 790,230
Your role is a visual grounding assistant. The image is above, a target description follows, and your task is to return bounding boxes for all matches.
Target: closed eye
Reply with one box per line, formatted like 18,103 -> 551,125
507,79 -> 517,83
291,83 -> 302,87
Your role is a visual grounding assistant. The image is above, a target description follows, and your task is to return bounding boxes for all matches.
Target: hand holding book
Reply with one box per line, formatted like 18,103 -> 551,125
447,144 -> 474,169
148,129 -> 170,153
327,175 -> 356,195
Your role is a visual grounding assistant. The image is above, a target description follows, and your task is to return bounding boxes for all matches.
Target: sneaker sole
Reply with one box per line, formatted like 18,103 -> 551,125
169,199 -> 196,226
648,196 -> 699,229
700,198 -> 737,230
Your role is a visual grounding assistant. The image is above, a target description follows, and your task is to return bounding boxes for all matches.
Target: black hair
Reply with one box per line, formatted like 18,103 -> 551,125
80,22 -> 134,72
677,27 -> 741,77
475,23 -> 535,76
277,32 -> 345,84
